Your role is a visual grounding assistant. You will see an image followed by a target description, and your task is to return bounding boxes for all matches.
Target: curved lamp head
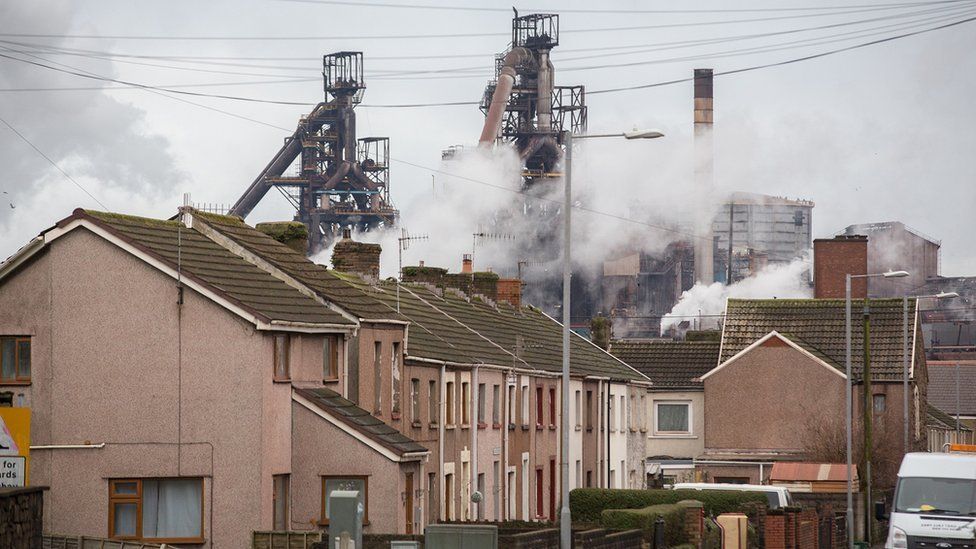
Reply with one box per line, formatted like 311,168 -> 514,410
935,292 -> 960,299
882,270 -> 910,278
623,128 -> 665,140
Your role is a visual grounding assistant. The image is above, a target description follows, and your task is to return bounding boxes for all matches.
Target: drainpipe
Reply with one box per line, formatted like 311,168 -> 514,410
471,364 -> 479,521
502,368 -> 512,520
438,363 -> 446,523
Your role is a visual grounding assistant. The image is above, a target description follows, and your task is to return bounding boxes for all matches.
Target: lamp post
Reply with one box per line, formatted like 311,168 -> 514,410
902,292 -> 958,452
846,270 -> 908,548
561,128 -> 663,549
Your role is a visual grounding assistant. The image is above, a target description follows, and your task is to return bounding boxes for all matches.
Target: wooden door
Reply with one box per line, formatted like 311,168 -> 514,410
405,472 -> 414,534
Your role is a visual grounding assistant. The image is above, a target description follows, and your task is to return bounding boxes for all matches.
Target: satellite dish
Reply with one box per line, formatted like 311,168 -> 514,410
471,490 -> 484,503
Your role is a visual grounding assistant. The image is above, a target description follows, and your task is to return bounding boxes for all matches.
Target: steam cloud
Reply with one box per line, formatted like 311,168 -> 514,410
661,254 -> 813,333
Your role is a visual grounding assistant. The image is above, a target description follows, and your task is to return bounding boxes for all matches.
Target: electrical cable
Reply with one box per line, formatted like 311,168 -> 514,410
5,2 -> 971,42
0,114 -> 110,209
274,0 -> 975,13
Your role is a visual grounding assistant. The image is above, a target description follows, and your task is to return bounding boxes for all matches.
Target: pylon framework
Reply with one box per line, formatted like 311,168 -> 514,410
230,52 -> 398,253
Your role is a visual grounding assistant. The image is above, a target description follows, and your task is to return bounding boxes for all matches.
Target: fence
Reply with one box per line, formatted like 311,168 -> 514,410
42,535 -> 162,549
252,531 -> 323,549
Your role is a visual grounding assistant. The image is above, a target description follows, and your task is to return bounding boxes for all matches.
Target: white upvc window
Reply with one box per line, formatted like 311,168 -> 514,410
653,400 -> 692,436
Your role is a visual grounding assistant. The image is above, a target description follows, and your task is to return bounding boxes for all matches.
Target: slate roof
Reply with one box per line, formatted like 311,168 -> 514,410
295,386 -> 428,456
927,362 -> 976,416
78,210 -> 352,327
926,402 -> 973,431
608,340 -> 719,389
192,211 -> 648,382
722,298 -> 918,381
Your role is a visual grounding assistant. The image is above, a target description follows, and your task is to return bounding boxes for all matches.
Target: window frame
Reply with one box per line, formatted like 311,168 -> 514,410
445,381 -> 455,426
272,474 -> 289,531
535,386 -> 544,428
107,478 -> 205,544
320,475 -> 370,526
322,336 -> 339,381
273,334 -> 290,382
873,393 -> 886,414
548,387 -> 557,428
0,336 -> 31,385
491,384 -> 500,427
477,383 -> 486,428
428,380 -> 438,426
461,381 -> 470,426
653,400 -> 693,436
410,378 -> 421,425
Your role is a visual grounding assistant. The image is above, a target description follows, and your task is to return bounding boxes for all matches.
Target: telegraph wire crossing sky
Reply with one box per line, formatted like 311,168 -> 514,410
0,0 -> 974,276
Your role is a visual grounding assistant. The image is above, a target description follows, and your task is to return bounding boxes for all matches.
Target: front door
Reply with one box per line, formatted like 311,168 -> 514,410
405,473 -> 414,534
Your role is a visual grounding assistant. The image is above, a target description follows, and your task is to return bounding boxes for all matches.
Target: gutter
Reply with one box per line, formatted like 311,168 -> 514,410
0,236 -> 45,283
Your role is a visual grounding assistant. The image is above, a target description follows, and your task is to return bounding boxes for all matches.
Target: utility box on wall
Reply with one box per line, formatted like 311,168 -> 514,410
717,513 -> 749,549
424,524 -> 498,549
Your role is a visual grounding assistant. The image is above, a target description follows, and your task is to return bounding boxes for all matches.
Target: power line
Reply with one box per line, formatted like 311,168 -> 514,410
275,0 -> 975,13
0,115 -> 109,210
5,3 -> 971,41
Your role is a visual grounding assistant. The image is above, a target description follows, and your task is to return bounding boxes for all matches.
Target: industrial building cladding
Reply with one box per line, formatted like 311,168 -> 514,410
230,52 -> 398,254
841,221 -> 940,297
712,192 -> 814,284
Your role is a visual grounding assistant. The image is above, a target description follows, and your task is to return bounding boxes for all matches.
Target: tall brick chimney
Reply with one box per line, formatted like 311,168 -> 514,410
693,68 -> 715,285
461,254 -> 473,274
331,228 -> 381,279
497,278 -> 522,308
814,235 -> 867,298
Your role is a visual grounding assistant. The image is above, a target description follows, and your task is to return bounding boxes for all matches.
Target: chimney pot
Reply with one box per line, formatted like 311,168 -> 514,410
462,254 -> 473,273
342,228 -> 352,240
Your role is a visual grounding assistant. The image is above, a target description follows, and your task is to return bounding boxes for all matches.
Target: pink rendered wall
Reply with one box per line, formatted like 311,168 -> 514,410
0,228 -> 301,548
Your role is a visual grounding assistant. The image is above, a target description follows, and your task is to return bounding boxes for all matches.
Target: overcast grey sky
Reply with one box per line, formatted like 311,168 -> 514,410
1,0 -> 974,277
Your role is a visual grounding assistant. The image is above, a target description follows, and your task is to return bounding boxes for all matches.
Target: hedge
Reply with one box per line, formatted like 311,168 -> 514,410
600,502 -> 687,546
570,488 -> 768,523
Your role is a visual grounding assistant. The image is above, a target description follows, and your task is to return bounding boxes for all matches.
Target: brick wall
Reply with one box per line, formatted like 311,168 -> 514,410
814,236 -> 867,298
497,278 -> 522,308
0,487 -> 45,549
682,500 -> 705,548
766,512 -> 786,549
797,508 -> 819,549
332,239 -> 382,279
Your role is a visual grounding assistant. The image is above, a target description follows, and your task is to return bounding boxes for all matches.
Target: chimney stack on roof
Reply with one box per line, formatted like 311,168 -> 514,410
814,235 -> 868,299
462,254 -> 473,274
497,278 -> 522,308
332,231 -> 381,279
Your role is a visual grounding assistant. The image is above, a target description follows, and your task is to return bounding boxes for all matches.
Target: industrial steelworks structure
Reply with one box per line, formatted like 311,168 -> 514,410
230,52 -> 398,253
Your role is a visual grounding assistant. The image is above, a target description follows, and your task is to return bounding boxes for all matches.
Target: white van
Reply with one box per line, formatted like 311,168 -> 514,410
671,482 -> 793,509
879,452 -> 976,549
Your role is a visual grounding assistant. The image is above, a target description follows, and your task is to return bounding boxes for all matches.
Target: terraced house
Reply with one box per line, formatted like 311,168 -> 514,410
0,207 -> 650,547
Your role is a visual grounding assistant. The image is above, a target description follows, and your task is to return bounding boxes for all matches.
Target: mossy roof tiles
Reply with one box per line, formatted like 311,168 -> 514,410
608,340 -> 720,389
81,210 -> 352,326
195,212 -> 648,382
722,298 -> 918,381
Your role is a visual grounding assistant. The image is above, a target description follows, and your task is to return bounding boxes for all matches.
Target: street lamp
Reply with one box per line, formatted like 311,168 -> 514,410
846,270 -> 908,548
560,128 -> 664,549
902,292 -> 959,452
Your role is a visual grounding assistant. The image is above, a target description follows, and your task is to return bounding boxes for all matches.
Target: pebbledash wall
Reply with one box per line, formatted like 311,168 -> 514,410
0,229 -> 344,547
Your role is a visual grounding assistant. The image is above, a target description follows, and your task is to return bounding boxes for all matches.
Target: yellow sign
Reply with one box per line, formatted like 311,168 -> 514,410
0,407 -> 30,487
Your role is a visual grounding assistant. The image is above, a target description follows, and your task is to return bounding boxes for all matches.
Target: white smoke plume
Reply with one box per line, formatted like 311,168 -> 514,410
661,254 -> 812,333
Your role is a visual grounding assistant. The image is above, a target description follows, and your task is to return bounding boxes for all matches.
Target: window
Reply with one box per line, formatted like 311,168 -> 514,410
461,382 -> 470,425
273,474 -> 289,530
373,342 -> 382,414
714,477 -> 749,485
535,468 -> 544,517
639,394 -> 647,431
586,470 -> 592,488
273,334 -> 290,381
873,394 -> 886,414
546,387 -> 555,427
0,337 -> 30,384
477,473 -> 485,520
410,379 -> 421,423
629,395 -> 636,431
427,473 -> 436,522
108,478 -> 203,542
520,384 -> 529,426
536,387 -> 544,427
620,396 -> 626,432
444,473 -> 454,520
585,390 -> 593,430
608,394 -> 615,432
575,390 -> 582,428
391,342 -> 401,416
429,380 -> 438,425
492,385 -> 500,425
323,336 -> 338,380
446,381 -> 455,425
477,383 -> 486,426
655,401 -> 691,434
508,385 -> 516,426
321,476 -> 368,525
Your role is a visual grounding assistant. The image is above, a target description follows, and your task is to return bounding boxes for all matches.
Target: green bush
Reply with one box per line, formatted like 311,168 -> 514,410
600,503 -> 686,546
570,488 -> 768,523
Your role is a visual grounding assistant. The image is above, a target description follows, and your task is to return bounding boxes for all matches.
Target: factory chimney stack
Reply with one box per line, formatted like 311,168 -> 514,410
693,68 -> 715,285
